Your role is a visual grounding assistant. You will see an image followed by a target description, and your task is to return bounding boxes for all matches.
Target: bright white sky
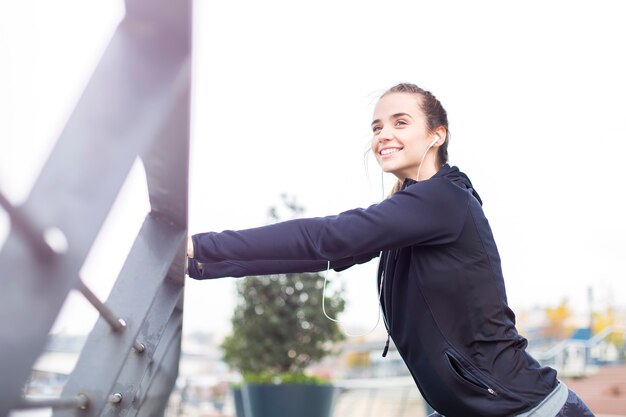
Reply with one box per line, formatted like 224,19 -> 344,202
1,0 -> 625,336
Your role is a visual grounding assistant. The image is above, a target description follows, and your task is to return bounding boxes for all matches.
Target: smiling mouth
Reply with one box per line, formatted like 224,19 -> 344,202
380,147 -> 402,156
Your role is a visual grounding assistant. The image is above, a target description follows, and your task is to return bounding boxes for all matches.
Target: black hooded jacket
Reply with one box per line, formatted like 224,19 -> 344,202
189,164 -> 558,417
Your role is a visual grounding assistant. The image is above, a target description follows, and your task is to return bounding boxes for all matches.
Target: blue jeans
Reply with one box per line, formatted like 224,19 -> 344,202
426,389 -> 595,417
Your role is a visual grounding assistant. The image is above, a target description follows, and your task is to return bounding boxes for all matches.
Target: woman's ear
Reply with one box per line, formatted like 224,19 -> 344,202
433,126 -> 447,146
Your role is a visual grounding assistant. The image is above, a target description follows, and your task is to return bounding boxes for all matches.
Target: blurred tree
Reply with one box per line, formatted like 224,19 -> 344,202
345,351 -> 370,369
592,306 -> 625,346
221,195 -> 346,377
542,299 -> 573,340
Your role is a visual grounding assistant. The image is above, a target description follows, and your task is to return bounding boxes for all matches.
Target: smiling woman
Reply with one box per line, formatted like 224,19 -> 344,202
370,84 -> 449,185
186,83 -> 595,417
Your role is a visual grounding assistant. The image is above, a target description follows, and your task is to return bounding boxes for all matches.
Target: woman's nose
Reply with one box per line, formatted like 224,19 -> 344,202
377,126 -> 393,141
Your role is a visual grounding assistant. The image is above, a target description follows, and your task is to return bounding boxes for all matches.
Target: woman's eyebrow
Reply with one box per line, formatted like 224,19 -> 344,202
371,112 -> 414,127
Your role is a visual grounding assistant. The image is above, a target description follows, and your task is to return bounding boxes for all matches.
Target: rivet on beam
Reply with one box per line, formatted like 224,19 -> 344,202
133,342 -> 146,353
108,393 -> 123,404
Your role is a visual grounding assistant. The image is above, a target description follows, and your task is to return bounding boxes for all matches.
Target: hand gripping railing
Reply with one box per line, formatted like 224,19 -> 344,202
0,1 -> 192,416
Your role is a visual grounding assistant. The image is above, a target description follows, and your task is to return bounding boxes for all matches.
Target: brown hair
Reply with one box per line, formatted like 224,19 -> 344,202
381,83 -> 450,196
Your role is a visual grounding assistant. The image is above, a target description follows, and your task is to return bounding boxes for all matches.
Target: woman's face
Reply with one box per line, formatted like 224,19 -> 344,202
371,92 -> 436,181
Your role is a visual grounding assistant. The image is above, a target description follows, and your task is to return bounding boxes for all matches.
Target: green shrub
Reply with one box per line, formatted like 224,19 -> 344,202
243,371 -> 332,385
221,195 -> 346,384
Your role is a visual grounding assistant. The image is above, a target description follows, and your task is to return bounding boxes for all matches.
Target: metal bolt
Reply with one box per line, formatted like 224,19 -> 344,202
108,393 -> 122,404
77,393 -> 90,410
43,227 -> 69,254
133,342 -> 145,353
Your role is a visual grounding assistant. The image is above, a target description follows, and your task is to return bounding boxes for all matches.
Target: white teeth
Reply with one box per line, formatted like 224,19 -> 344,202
380,148 -> 400,155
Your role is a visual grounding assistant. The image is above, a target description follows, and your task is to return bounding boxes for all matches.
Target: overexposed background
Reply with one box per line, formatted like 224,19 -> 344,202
1,0 -> 625,337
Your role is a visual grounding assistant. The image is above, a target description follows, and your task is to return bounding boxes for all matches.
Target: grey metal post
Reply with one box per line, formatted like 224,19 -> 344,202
0,0 -> 192,416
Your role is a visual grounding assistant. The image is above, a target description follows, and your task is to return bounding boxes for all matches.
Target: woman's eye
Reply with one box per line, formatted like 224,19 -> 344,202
372,126 -> 382,133
395,120 -> 407,126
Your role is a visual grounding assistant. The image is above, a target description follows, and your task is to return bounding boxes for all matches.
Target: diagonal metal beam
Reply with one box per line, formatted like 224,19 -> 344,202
111,304 -> 184,417
0,0 -> 191,415
52,216 -> 186,417
135,316 -> 183,417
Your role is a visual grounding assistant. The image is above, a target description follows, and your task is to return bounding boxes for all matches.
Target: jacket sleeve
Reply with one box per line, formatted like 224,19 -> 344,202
192,178 -> 469,264
187,252 -> 379,279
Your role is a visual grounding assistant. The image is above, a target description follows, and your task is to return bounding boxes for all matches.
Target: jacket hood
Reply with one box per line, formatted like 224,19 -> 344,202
404,164 -> 483,205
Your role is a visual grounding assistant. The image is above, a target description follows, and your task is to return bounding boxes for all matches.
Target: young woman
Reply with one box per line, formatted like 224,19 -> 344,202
187,83 -> 594,417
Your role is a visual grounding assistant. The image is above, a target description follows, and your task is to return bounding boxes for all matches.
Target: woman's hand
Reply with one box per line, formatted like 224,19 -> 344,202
187,236 -> 194,259
186,236 -> 203,276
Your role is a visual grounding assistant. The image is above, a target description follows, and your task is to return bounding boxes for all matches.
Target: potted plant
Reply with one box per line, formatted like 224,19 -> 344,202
230,382 -> 246,417
220,196 -> 346,417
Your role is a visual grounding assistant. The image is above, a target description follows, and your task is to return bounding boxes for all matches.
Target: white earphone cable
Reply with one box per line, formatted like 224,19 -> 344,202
380,170 -> 385,199
416,139 -> 436,182
321,137 -> 437,337
322,257 -> 385,338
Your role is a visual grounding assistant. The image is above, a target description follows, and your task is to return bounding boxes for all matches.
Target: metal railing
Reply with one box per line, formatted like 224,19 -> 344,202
333,377 -> 430,417
531,326 -> 625,377
0,1 -> 192,416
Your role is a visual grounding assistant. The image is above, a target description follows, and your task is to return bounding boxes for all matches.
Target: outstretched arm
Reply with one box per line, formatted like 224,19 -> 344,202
187,252 -> 379,279
190,178 -> 469,266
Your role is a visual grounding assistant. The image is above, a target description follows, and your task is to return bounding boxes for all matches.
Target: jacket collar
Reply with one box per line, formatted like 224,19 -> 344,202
401,164 -> 483,205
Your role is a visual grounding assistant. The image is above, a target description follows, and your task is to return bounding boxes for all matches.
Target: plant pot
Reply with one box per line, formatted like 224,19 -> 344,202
242,383 -> 337,417
232,386 -> 246,417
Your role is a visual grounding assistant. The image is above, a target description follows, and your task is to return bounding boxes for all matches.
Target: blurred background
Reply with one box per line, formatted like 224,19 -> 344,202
1,0 -> 625,416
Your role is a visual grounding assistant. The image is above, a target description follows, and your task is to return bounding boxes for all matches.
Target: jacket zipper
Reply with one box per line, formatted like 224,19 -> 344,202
382,334 -> 390,357
380,250 -> 393,357
381,249 -> 398,358
378,249 -> 441,409
446,350 -> 499,397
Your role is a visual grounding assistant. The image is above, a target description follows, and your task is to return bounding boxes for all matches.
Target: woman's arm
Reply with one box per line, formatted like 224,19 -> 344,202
191,178 -> 469,265
187,252 -> 379,279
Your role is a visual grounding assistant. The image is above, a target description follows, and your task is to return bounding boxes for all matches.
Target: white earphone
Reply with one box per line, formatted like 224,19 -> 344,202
417,135 -> 441,182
